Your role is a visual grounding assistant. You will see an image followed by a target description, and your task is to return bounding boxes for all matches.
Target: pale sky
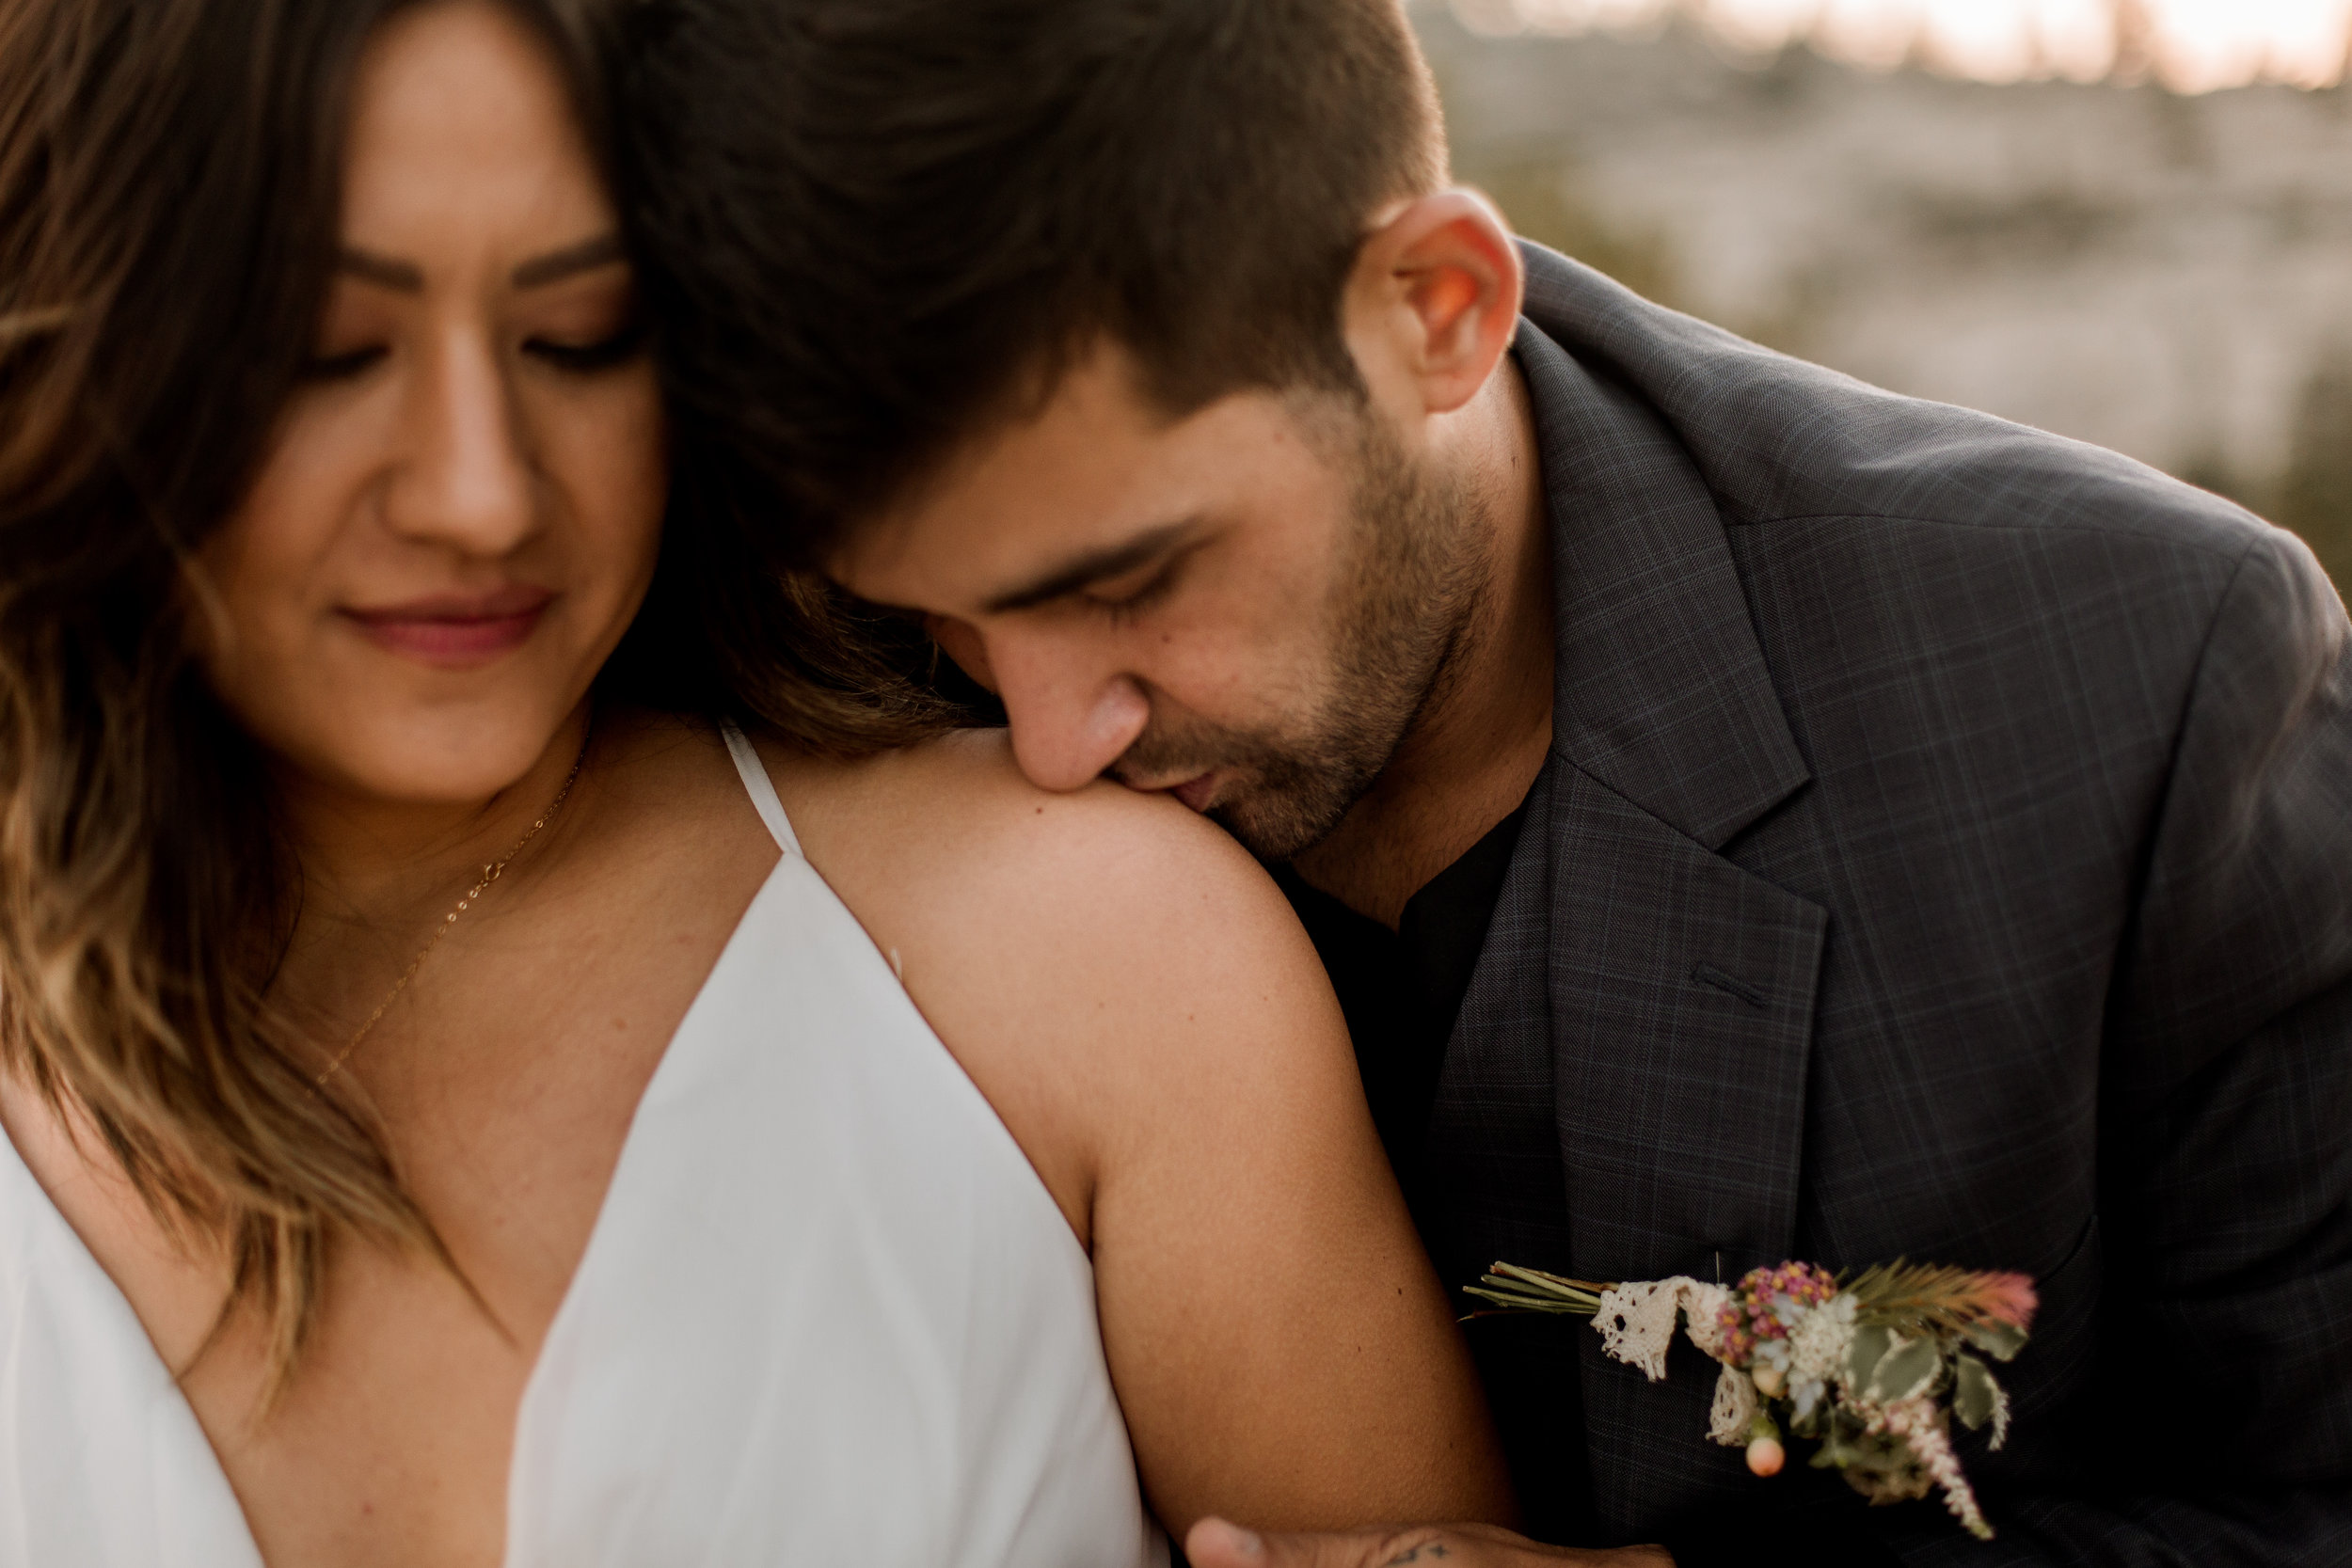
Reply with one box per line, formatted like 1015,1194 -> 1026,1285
1450,0 -> 2352,92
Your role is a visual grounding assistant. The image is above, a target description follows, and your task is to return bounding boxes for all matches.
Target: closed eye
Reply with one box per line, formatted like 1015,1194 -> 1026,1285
524,320 -> 649,374
299,344 -> 389,382
1089,557 -> 1184,625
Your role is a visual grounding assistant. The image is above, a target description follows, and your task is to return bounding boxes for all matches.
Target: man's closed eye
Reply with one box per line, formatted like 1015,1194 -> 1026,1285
1086,555 -> 1188,625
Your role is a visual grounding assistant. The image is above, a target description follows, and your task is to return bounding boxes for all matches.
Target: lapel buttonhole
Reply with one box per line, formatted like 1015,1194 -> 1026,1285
1691,962 -> 1768,1008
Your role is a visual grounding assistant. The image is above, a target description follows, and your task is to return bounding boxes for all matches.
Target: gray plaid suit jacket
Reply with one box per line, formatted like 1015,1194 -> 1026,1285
1422,244 -> 2352,1562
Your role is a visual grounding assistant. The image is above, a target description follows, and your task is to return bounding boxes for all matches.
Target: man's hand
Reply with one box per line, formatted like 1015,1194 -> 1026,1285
1184,1517 -> 1672,1568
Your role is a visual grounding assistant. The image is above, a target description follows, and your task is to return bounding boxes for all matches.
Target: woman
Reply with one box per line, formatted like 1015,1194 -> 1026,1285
0,1 -> 1512,1563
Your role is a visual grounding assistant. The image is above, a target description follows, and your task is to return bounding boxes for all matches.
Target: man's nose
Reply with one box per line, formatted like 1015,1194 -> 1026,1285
925,614 -> 996,693
991,641 -> 1150,793
383,330 -> 536,555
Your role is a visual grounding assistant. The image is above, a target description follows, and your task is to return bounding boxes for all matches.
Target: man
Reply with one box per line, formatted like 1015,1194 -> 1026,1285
621,0 -> 2352,1560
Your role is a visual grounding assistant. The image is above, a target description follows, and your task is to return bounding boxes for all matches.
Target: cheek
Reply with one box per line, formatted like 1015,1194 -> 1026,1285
195,404 -> 366,696
1198,497 -> 1349,646
549,372 -> 668,596
1135,541 -> 1340,720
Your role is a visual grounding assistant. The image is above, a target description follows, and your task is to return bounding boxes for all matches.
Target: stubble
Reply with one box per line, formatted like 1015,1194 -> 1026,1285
1112,398 -> 1490,861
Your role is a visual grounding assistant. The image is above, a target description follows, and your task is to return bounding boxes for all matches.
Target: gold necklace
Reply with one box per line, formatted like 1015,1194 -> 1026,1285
312,738 -> 590,1091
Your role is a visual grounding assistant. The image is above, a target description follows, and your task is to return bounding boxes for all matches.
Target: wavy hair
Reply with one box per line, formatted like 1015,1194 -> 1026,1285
0,0 -> 955,1389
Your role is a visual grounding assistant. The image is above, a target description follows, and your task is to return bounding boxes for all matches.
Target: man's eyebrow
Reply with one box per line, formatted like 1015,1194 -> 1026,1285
982,520 -> 1197,614
512,233 -> 627,288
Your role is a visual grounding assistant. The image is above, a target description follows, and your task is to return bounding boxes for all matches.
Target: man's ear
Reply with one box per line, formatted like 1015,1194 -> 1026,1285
1343,189 -> 1526,420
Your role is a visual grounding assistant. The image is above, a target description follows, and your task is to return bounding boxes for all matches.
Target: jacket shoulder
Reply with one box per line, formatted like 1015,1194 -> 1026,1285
1518,241 -> 2277,569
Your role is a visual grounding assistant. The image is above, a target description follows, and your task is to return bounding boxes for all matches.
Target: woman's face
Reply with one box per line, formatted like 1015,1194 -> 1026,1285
199,0 -> 662,807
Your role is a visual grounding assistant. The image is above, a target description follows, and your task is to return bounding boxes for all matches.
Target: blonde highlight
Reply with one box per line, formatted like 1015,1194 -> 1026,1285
0,0 -> 961,1397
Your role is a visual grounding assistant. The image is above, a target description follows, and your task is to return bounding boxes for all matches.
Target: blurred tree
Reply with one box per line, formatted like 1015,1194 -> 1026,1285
1460,158 -> 1682,309
2274,359 -> 2352,599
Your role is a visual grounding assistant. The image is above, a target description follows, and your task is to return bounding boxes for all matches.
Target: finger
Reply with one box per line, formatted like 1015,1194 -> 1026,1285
1184,1516 -> 1452,1568
1184,1518 -> 1287,1567
1183,1518 -> 1264,1566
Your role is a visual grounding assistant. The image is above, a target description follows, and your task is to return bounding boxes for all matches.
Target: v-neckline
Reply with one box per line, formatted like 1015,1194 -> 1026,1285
0,843 -> 799,1568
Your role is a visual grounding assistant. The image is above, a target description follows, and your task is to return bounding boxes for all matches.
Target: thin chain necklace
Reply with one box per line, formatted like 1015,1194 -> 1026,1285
312,736 -> 591,1091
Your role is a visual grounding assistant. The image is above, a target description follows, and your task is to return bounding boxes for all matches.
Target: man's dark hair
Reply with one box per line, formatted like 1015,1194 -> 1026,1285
614,0 -> 1448,555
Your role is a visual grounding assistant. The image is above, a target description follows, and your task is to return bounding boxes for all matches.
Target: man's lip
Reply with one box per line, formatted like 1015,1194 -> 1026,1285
339,587 -> 555,667
1167,772 -> 1220,813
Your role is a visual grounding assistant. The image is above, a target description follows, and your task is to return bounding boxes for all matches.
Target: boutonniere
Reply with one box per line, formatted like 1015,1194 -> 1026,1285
1467,1259 -> 2037,1539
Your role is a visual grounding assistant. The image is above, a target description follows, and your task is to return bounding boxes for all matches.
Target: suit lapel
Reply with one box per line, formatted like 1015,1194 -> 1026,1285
1422,757 -> 1570,1291
1545,764 -> 1827,1528
1518,311 -> 1809,849
1517,299 -> 1832,1530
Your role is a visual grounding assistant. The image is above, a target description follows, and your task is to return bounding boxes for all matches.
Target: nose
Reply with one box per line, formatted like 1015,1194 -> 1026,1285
990,636 -> 1151,793
383,327 -> 537,556
925,614 -> 996,693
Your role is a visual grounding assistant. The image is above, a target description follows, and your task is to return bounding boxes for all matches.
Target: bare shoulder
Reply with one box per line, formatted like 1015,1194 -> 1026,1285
772,723 -> 1238,879
764,726 -> 1352,1240
771,726 -> 1315,983
760,730 -> 1507,1528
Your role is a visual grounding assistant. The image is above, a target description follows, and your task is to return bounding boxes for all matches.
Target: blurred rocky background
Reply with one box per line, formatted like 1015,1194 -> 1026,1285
1414,0 -> 2352,591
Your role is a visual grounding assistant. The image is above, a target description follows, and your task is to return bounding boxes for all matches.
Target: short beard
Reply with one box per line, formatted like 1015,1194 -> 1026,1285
1112,397 -> 1488,861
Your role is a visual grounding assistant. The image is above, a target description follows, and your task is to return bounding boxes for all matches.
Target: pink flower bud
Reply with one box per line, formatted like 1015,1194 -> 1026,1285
1747,1435 -> 1786,1477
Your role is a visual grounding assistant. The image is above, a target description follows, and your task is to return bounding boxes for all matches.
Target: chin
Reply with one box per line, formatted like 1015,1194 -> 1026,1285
278,702 -> 582,808
1210,792 -> 1335,863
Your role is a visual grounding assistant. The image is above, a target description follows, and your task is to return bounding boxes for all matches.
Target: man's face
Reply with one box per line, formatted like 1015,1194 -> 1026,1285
831,342 -> 1484,860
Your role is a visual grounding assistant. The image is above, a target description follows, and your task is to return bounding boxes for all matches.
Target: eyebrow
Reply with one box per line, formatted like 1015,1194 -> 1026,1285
982,519 -> 1198,614
337,248 -> 423,291
333,232 -> 627,293
511,233 -> 627,288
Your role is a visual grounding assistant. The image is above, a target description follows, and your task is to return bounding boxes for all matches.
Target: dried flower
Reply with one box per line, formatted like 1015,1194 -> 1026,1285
1876,1395 -> 1989,1538
1465,1255 -> 2033,1542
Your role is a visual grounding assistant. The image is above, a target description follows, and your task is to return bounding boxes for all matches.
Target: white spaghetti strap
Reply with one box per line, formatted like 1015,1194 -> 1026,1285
720,721 -> 803,857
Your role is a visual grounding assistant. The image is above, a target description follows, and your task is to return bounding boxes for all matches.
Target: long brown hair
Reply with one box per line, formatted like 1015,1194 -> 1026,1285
0,0 -> 954,1386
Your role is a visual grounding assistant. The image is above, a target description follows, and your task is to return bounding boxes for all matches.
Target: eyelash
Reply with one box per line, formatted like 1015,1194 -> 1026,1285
296,322 -> 649,384
524,320 -> 649,373
1095,562 -> 1181,626
298,345 -> 387,383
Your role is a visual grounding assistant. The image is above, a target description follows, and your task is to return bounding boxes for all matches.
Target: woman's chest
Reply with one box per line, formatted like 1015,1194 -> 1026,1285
0,825 -> 1149,1568
1,1024 -> 660,1565
186,1244 -> 538,1568
0,909 -> 723,1564
200,947 -> 723,1563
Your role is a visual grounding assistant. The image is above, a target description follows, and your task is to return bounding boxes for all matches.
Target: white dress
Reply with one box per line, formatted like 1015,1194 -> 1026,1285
0,726 -> 1168,1568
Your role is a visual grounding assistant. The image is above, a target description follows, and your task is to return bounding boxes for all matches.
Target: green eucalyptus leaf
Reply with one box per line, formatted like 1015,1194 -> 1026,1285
1964,1320 -> 2029,1362
1848,1323 -> 1891,1386
1953,1352 -> 1997,1430
1868,1337 -> 1941,1402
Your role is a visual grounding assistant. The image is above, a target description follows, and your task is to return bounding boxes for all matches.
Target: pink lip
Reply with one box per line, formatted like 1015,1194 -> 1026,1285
341,587 -> 555,668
